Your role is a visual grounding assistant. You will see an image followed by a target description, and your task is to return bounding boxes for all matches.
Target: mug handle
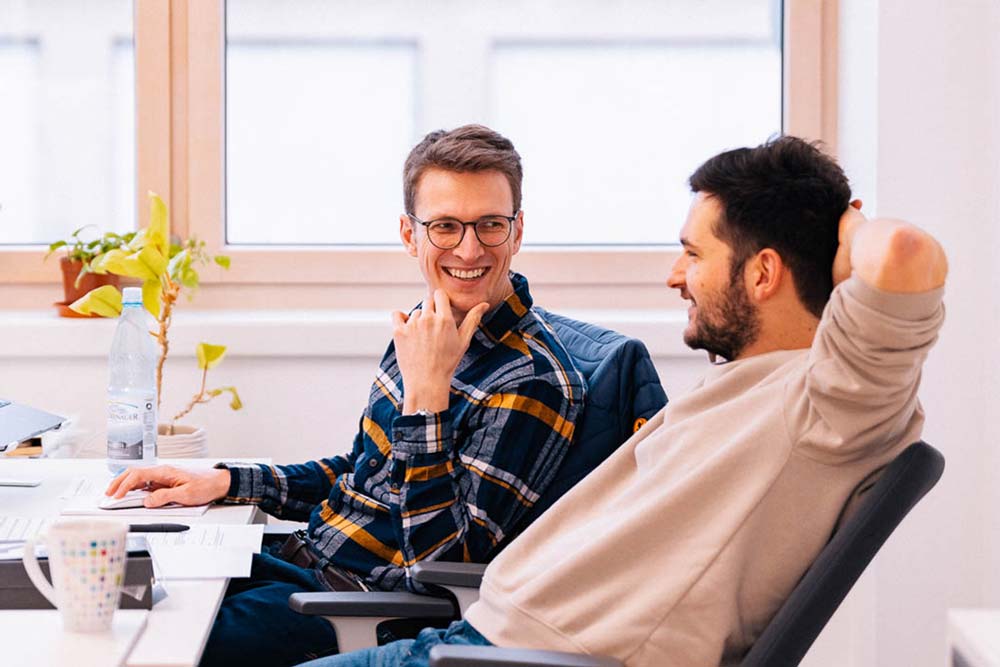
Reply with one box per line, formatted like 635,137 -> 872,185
22,536 -> 59,608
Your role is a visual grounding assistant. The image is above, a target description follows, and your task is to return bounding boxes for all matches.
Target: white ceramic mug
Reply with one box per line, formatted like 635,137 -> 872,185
22,519 -> 129,632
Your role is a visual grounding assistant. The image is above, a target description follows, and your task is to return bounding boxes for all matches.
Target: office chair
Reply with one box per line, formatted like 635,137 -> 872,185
421,440 -> 946,666
288,311 -> 667,651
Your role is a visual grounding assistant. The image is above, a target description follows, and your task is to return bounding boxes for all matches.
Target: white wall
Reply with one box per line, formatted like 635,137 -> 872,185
817,1 -> 1000,665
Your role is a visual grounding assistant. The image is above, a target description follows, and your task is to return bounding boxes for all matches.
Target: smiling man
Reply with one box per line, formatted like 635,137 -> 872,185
105,125 -> 585,667
302,136 -> 947,667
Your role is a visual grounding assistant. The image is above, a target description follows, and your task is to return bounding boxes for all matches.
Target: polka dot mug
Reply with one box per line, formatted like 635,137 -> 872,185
22,519 -> 129,633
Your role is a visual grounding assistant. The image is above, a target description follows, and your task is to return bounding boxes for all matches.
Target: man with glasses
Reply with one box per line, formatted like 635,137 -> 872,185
105,125 -> 586,667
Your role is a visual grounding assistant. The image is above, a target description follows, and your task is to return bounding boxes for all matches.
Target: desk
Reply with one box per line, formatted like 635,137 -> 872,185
948,609 -> 1000,667
0,457 -> 266,667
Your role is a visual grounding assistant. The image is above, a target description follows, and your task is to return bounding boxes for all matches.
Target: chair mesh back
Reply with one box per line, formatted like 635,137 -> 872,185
739,441 -> 945,667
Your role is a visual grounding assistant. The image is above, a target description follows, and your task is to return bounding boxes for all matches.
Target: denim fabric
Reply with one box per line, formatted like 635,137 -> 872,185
199,545 -> 339,667
297,620 -> 491,667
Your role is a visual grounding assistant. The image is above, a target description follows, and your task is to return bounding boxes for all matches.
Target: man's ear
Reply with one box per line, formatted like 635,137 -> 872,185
746,248 -> 784,302
510,211 -> 524,255
399,215 -> 418,257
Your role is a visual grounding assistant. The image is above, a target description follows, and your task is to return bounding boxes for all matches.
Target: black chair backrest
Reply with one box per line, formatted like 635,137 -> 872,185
740,440 -> 945,666
499,309 -> 667,548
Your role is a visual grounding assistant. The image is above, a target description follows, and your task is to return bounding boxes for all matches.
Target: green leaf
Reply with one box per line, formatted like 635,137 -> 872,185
196,342 -> 227,370
142,279 -> 162,319
208,386 -> 242,411
101,245 -> 167,281
180,267 -> 199,289
44,240 -> 67,260
147,192 -> 170,257
214,255 -> 231,270
69,285 -> 123,318
167,248 -> 191,281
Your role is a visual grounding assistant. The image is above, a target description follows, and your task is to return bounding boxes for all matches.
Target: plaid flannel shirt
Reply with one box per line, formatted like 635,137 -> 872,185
218,272 -> 585,590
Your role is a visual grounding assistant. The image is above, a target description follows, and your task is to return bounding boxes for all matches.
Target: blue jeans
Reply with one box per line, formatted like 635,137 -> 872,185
298,620 -> 492,667
199,544 -> 340,667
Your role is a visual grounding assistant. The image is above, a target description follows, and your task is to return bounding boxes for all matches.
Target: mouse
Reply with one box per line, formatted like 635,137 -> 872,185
99,488 -> 152,510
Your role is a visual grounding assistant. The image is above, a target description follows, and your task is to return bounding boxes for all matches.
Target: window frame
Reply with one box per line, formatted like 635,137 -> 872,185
0,0 -> 837,307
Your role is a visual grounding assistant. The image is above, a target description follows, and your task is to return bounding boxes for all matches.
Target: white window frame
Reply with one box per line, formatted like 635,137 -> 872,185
0,0 -> 838,312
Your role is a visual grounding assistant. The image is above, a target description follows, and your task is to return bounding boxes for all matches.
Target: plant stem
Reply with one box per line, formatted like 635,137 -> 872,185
155,275 -> 180,412
170,366 -> 210,426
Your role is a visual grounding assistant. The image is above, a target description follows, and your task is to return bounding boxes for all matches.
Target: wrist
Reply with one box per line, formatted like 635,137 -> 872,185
402,385 -> 450,415
211,469 -> 232,500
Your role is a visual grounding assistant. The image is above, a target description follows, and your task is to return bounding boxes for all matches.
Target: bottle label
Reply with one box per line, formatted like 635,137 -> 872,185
108,396 -> 157,461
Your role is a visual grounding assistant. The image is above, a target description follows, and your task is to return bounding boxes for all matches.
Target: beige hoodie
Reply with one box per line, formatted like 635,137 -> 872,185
464,277 -> 944,666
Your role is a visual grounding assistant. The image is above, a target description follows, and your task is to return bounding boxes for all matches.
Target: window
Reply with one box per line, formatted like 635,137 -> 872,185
0,0 -> 135,245
1,0 -> 835,309
224,0 -> 782,247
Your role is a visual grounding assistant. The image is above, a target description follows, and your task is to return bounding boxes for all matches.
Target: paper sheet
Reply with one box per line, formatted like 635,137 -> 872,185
141,524 -> 264,579
60,475 -> 104,498
0,515 -> 51,542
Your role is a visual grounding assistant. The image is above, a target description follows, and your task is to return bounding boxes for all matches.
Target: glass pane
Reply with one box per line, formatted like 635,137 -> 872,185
226,42 -> 416,245
491,43 -> 781,245
225,0 -> 780,246
0,0 -> 135,245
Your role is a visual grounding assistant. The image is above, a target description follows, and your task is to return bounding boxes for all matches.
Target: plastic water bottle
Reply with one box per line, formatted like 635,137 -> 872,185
107,287 -> 158,473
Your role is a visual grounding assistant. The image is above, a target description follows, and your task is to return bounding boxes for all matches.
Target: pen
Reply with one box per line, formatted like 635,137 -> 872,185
128,523 -> 190,533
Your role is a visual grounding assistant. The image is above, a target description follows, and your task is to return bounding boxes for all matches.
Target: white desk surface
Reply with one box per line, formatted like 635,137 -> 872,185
0,610 -> 148,667
949,609 -> 1000,667
0,457 -> 267,667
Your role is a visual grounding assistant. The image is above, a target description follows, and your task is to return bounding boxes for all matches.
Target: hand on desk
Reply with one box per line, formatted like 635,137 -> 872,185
105,465 -> 231,508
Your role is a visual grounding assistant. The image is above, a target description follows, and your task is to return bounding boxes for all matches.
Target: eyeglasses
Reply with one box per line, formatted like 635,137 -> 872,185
407,212 -> 518,250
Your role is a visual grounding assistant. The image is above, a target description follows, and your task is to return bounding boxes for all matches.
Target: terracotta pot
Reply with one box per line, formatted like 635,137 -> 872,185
57,257 -> 122,317
157,423 -> 208,458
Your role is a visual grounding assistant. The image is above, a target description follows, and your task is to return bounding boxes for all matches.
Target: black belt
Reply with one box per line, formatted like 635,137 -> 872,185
278,530 -> 370,592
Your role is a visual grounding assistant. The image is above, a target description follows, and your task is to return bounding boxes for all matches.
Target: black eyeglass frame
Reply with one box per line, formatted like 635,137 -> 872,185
406,211 -> 519,250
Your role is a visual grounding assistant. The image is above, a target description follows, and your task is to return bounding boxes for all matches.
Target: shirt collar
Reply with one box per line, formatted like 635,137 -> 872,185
478,271 -> 533,343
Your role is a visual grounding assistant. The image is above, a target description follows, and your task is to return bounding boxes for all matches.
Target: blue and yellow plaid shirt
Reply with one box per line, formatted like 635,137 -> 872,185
220,272 -> 585,590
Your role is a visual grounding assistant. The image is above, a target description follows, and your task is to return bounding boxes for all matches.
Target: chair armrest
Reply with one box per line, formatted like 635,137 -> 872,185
410,562 -> 486,615
411,561 -> 486,588
288,591 -> 457,617
289,592 -> 457,654
429,645 -> 623,667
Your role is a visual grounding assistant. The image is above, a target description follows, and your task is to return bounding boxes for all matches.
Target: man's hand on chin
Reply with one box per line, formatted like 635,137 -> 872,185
392,289 -> 490,415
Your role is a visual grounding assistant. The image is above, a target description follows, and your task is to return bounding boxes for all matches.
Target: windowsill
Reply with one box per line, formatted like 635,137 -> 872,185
0,309 -> 699,359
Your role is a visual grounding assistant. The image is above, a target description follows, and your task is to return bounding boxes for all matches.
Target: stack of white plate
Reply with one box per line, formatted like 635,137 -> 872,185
156,424 -> 207,458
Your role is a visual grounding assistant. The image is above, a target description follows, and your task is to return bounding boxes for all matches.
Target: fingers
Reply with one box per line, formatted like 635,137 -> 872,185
144,487 -> 179,508
458,302 -> 490,344
434,289 -> 451,320
391,310 -> 409,328
422,291 -> 436,315
107,468 -> 153,498
105,472 -> 128,497
106,466 -> 176,497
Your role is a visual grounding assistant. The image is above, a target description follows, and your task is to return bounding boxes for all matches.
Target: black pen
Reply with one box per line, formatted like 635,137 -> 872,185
129,523 -> 190,533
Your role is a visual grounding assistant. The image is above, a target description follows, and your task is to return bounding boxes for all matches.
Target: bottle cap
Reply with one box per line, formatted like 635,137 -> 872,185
122,287 -> 143,306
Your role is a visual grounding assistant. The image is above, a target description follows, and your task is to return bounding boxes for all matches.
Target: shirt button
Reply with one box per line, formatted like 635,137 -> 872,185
369,459 -> 378,468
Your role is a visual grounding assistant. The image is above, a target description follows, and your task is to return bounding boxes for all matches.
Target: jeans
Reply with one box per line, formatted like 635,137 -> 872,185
199,544 -> 340,667
297,620 -> 492,667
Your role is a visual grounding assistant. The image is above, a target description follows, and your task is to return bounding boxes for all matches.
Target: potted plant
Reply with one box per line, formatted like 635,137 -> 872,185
69,192 -> 242,456
45,227 -> 137,317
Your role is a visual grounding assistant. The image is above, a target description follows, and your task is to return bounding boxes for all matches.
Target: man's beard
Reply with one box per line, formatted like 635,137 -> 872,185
683,272 -> 761,362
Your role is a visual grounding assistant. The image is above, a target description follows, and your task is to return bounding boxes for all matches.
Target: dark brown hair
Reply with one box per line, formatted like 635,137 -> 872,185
689,136 -> 851,318
403,124 -> 522,215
